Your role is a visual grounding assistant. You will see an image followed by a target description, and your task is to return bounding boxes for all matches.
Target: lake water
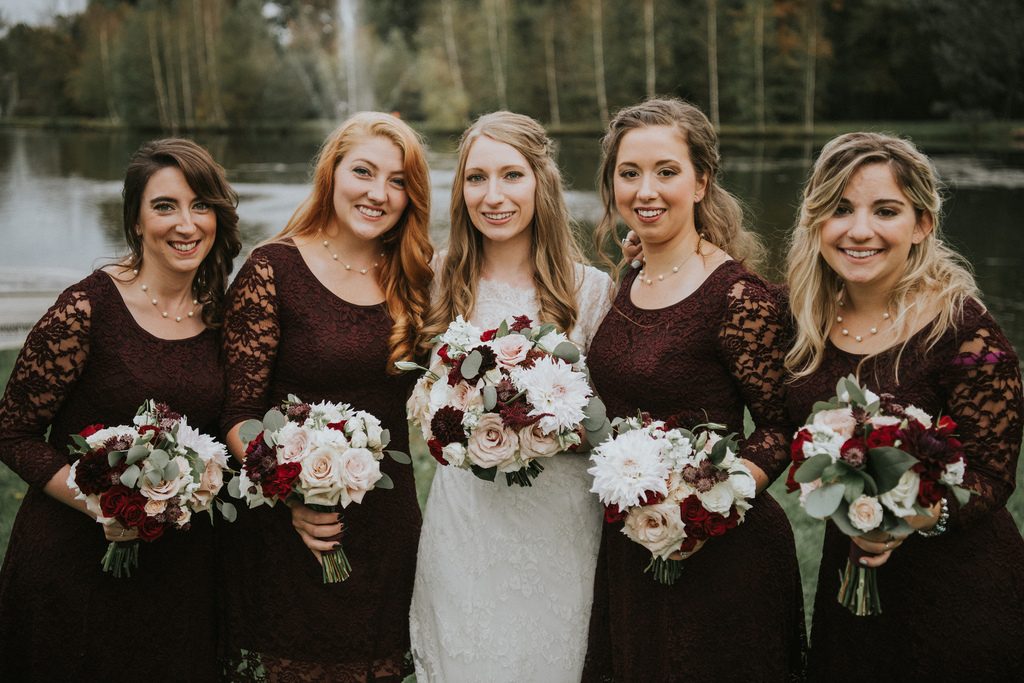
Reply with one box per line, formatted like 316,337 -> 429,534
1,126 -> 1022,354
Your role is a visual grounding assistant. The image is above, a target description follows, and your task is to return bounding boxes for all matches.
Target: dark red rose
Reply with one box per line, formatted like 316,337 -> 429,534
437,344 -> 452,364
785,461 -> 801,493
78,423 -> 105,439
431,406 -> 467,445
99,485 -> 132,517
509,315 -> 533,332
640,490 -> 665,506
680,495 -> 709,524
791,429 -> 812,461
245,431 -> 266,457
138,424 -> 161,439
604,505 -> 625,524
704,513 -> 728,537
840,438 -> 867,469
678,536 -> 699,552
119,496 -> 147,528
916,477 -> 944,506
275,462 -> 301,486
480,328 -> 498,342
327,420 -> 347,433
725,508 -> 741,529
936,415 -> 957,436
866,424 -> 901,449
137,516 -> 166,542
687,522 -> 709,540
427,438 -> 448,466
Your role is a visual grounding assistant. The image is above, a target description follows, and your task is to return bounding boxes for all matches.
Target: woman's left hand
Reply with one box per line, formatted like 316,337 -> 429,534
669,539 -> 706,561
103,521 -> 139,543
853,501 -> 942,567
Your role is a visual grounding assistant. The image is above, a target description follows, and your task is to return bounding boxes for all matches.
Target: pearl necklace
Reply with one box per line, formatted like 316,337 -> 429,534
322,239 -> 383,275
638,237 -> 702,286
134,270 -> 198,323
835,299 -> 891,343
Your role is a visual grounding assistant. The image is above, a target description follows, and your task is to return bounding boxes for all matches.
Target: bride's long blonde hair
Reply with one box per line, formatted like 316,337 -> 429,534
785,132 -> 979,379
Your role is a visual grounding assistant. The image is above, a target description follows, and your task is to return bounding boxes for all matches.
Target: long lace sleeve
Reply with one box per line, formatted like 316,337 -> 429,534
939,313 -> 1023,529
717,278 -> 791,481
221,249 -> 280,435
0,288 -> 91,488
574,264 -> 614,353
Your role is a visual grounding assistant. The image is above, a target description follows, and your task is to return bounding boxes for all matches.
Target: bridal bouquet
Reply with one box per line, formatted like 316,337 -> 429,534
588,415 -> 753,584
401,315 -> 609,487
787,375 -> 971,615
67,399 -> 235,578
232,395 -> 409,583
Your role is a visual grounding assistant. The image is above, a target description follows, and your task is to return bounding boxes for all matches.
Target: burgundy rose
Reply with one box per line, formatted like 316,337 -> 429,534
704,513 -> 728,537
427,438 -> 448,466
916,476 -> 944,506
437,344 -> 452,364
245,431 -> 266,457
687,522 -> 709,541
866,424 -> 901,449
480,328 -> 498,342
137,516 -> 166,542
509,315 -> 533,332
640,490 -> 665,506
327,420 -> 347,433
78,423 -> 105,439
604,505 -> 625,524
791,429 -> 812,461
936,415 -> 958,437
99,485 -> 132,518
119,496 -> 147,528
785,461 -> 801,493
678,536 -> 699,552
680,495 -> 709,524
138,424 -> 162,439
725,508 -> 741,529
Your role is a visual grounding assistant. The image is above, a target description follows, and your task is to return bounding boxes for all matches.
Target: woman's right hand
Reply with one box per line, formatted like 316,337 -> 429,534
288,501 -> 345,564
621,230 -> 644,267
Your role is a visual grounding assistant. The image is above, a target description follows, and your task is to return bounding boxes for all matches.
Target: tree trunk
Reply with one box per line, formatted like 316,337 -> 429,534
204,0 -> 225,125
177,4 -> 194,129
753,0 -> 765,133
147,13 -> 170,130
99,22 -> 120,123
707,0 -> 719,127
190,0 -> 209,123
543,7 -> 560,126
592,0 -> 609,125
441,0 -> 465,95
803,0 -> 818,135
159,6 -> 180,131
485,0 -> 508,109
644,0 -> 655,98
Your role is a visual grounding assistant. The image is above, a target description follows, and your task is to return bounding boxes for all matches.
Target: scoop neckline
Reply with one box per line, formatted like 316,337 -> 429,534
279,240 -> 388,310
624,259 -> 736,312
99,270 -> 212,343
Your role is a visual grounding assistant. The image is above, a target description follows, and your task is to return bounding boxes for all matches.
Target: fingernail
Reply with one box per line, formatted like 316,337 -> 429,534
336,512 -> 344,522
630,259 -> 642,269
332,543 -> 341,550
859,558 -> 868,566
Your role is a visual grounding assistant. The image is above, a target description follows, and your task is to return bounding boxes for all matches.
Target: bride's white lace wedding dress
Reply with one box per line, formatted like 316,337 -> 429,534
409,265 -> 612,683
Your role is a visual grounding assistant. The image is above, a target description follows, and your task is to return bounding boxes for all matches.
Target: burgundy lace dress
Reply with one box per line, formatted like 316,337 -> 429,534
219,242 -> 420,682
785,298 -> 1024,680
0,270 -> 223,682
582,262 -> 806,682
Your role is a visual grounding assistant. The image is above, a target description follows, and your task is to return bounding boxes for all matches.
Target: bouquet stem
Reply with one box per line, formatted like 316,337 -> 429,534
644,556 -> 684,585
838,543 -> 882,616
101,540 -> 140,578
309,503 -> 351,583
505,460 -> 545,487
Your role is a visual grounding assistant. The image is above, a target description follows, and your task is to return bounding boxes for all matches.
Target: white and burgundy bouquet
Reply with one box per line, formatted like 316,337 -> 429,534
588,415 -> 754,585
787,375 -> 971,615
67,399 -> 235,578
232,395 -> 409,583
400,315 -> 609,487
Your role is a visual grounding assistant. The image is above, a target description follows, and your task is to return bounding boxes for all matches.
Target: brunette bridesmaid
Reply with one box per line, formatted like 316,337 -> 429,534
581,98 -> 805,681
219,112 -> 432,681
784,132 -> 1024,679
0,139 -> 241,681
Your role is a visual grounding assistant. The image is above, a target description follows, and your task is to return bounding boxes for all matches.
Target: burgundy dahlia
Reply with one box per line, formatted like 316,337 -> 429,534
431,406 -> 466,445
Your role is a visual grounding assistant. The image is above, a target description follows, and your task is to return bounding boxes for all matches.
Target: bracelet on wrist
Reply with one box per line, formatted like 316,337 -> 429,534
917,497 -> 949,538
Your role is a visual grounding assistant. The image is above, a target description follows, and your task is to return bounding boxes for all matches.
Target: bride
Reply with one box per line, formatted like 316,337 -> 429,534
409,111 -> 612,682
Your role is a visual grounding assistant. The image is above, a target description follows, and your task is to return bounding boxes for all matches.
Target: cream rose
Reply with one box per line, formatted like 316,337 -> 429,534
903,405 -> 933,429
941,459 -> 965,487
449,381 -> 484,414
621,501 -> 688,560
879,469 -> 920,517
139,455 -> 192,501
442,442 -> 468,467
175,506 -> 192,527
491,333 -> 531,368
297,447 -> 344,507
191,459 -> 224,512
812,408 -> 857,440
275,423 -> 311,464
144,498 -> 167,515
338,448 -> 383,506
466,413 -> 520,469
518,423 -> 562,459
848,495 -> 883,532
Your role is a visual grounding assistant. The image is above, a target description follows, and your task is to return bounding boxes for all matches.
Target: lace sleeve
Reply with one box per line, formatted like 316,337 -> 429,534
0,288 -> 91,488
939,316 -> 1023,529
221,250 -> 280,435
717,278 -> 791,480
574,265 -> 614,353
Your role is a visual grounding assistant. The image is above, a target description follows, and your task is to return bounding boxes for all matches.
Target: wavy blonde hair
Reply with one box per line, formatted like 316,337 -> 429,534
420,111 -> 584,351
268,112 -> 434,371
785,131 -> 979,378
592,98 -> 763,276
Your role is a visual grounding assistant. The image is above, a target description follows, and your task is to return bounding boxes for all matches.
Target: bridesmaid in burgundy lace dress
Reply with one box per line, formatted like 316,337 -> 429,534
0,139 -> 241,681
220,112 -> 432,681
783,133 -> 1024,679
582,99 -> 805,681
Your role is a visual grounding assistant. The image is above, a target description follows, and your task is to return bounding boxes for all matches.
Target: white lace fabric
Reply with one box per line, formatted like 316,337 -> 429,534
410,265 -> 613,683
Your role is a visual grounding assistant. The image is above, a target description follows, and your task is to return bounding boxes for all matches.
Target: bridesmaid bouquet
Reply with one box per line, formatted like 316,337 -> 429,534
787,375 -> 971,615
67,399 -> 236,578
588,415 -> 754,585
400,315 -> 608,487
232,395 -> 409,583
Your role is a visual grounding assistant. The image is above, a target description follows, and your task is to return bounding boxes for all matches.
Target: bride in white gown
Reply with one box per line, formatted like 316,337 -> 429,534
409,112 -> 612,682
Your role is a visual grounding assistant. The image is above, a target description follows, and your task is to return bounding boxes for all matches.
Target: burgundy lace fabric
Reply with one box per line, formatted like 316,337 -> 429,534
582,262 -> 806,682
0,271 -> 223,682
219,243 -> 420,683
785,297 -> 1024,680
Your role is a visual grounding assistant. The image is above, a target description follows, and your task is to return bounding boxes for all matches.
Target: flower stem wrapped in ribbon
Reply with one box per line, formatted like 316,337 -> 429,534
787,375 -> 971,615
231,395 -> 410,583
588,414 -> 753,585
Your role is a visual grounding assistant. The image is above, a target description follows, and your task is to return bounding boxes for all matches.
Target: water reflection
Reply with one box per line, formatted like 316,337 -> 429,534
1,126 -> 1021,355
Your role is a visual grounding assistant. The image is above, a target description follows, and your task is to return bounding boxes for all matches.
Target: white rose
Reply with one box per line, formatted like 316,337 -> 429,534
490,334 -> 532,368
348,430 -> 368,449
518,423 -> 562,459
275,423 -> 311,464
442,442 -> 468,467
297,447 -> 344,507
466,413 -> 520,470
363,416 -> 384,450
621,501 -> 688,560
812,408 -> 857,440
941,459 -> 965,487
847,495 -> 884,532
191,459 -> 224,512
697,481 -> 736,515
879,469 -> 920,517
868,415 -> 901,428
728,466 -> 756,502
144,498 -> 167,515
337,448 -> 383,506
903,405 -> 933,429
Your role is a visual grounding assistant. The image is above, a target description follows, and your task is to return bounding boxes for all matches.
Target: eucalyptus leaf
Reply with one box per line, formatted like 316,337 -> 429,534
586,419 -> 612,448
537,323 -> 556,338
387,449 -> 412,464
552,341 -> 581,364
954,486 -> 972,507
518,327 -> 532,338
805,482 -> 845,519
482,385 -> 498,411
867,446 -> 917,493
380,429 -> 391,448
218,500 -> 238,523
107,450 -> 126,467
829,501 -> 861,536
264,432 -> 278,448
376,472 -> 394,489
238,419 -> 264,446
263,409 -> 286,432
842,474 -> 865,502
811,399 -> 839,413
793,453 -> 833,483
119,464 -> 141,488
582,396 -> 607,431
125,444 -> 150,465
162,459 -> 179,481
147,448 -> 169,468
460,350 -> 483,379
145,469 -> 162,486
470,464 -> 497,482
227,475 -> 242,499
